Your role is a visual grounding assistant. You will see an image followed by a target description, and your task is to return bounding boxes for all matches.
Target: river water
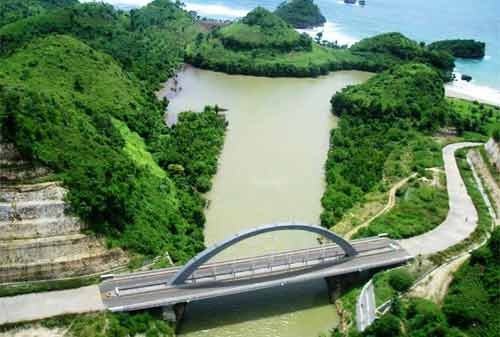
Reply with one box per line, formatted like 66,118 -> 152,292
166,67 -> 371,337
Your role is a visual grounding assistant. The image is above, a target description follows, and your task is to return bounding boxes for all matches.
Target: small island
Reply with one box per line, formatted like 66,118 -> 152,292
428,39 -> 486,59
274,0 -> 326,29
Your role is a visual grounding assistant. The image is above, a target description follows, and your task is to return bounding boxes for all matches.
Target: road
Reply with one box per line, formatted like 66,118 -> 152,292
0,285 -> 104,326
399,142 -> 482,256
101,237 -> 411,312
357,142 -> 484,331
356,279 -> 376,331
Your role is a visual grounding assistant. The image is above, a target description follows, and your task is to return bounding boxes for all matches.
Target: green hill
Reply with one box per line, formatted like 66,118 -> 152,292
331,63 -> 448,129
0,0 -> 198,89
322,63 -> 448,227
428,39 -> 486,59
274,0 -> 326,29
350,32 -> 455,80
0,35 -> 203,260
216,7 -> 312,52
0,0 -> 77,27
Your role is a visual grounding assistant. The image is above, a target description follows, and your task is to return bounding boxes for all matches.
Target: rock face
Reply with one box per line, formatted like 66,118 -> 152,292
485,138 -> 500,173
0,141 -> 126,283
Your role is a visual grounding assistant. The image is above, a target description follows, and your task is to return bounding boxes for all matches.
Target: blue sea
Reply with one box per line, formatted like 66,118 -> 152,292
97,0 -> 500,103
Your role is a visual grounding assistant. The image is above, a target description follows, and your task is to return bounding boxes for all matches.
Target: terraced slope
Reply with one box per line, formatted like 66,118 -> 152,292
0,140 -> 126,282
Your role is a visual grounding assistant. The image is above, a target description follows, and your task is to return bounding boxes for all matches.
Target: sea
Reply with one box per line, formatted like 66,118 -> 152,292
95,0 -> 500,103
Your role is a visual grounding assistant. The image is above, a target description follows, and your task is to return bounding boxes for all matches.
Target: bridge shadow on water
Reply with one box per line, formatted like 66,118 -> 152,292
177,278 -> 335,335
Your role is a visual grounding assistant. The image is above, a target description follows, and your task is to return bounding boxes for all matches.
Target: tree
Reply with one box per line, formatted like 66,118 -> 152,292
389,269 -> 415,292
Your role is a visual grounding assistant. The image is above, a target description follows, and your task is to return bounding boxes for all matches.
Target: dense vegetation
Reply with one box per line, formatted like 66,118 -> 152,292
428,39 -> 486,59
354,178 -> 448,239
274,0 -> 326,29
215,7 -> 312,52
0,35 -> 226,261
0,0 -> 77,28
188,16 -> 456,79
0,0 -> 199,89
321,64 -> 446,227
443,228 -> 500,337
38,311 -> 174,337
349,298 -> 466,337
448,98 -> 500,137
350,229 -> 500,337
350,33 -> 455,81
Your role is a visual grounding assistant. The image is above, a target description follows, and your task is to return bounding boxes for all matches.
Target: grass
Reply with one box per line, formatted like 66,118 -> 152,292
112,118 -> 167,179
430,147 -> 493,264
448,97 -> 500,136
0,276 -> 100,298
1,311 -> 175,336
353,176 -> 448,239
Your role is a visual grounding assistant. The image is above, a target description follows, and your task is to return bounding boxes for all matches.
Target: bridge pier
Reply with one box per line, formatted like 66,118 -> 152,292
161,303 -> 186,323
325,271 -> 372,303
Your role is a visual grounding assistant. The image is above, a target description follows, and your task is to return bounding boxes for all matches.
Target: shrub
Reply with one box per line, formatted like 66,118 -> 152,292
388,269 -> 415,292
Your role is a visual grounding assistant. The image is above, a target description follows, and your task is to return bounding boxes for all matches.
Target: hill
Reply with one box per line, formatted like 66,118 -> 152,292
275,0 -> 326,29
350,32 -> 455,80
322,64 -> 448,227
0,35 -> 204,261
331,63 -> 448,129
0,0 -> 77,27
216,7 -> 312,52
188,21 -> 456,79
428,39 -> 486,59
0,0 -> 199,89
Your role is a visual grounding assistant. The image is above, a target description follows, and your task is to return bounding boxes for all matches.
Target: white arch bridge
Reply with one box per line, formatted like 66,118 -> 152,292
100,224 -> 413,316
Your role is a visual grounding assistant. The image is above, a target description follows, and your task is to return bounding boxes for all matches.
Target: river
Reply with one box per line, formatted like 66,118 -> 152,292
165,67 -> 371,337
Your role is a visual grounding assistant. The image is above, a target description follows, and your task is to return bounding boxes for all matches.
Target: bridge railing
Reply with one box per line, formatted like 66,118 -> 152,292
186,246 -> 347,284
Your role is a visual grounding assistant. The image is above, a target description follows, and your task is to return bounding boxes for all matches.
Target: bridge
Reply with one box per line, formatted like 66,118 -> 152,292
100,224 -> 413,319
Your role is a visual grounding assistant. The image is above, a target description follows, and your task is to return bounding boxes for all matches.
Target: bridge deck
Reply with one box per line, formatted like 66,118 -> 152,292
101,237 -> 412,312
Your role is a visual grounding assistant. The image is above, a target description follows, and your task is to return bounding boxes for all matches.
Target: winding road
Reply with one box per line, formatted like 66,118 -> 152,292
357,142 -> 484,331
398,142 -> 482,256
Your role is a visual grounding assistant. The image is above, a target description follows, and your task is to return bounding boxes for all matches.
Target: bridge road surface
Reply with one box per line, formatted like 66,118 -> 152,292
100,237 -> 412,312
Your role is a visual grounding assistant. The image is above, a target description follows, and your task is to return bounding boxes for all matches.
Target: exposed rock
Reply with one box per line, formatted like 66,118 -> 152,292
0,141 -> 126,282
485,138 -> 500,173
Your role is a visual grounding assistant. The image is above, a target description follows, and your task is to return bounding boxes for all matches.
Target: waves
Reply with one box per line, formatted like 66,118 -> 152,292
297,22 -> 359,47
185,2 -> 249,18
446,72 -> 500,107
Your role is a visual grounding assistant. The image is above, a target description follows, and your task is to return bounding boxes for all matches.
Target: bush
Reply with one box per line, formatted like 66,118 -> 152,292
388,269 -> 415,292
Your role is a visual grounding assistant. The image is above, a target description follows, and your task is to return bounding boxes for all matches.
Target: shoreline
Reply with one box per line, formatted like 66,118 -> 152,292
445,83 -> 500,107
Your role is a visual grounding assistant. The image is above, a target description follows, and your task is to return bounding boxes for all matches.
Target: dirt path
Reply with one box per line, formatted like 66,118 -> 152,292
408,254 -> 469,304
346,174 -> 417,239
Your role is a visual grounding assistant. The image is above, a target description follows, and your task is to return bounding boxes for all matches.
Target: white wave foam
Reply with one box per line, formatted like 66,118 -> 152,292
297,22 -> 359,47
446,72 -> 500,106
184,2 -> 249,18
485,55 -> 492,61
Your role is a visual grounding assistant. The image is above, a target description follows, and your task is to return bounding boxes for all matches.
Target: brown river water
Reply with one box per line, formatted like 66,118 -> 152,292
164,67 -> 371,337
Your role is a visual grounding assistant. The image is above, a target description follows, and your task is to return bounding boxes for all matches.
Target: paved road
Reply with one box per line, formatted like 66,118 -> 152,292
357,142 -> 484,332
399,142 -> 482,256
101,237 -> 411,312
0,285 -> 104,325
356,279 -> 376,331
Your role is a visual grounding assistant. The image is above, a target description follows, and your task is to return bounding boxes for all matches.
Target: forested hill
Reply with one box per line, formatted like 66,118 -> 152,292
350,32 -> 455,81
0,0 -> 77,27
274,0 -> 326,29
0,0 -> 227,262
0,0 -> 199,90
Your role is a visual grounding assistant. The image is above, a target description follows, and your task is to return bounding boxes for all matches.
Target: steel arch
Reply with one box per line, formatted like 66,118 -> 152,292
168,223 -> 357,285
